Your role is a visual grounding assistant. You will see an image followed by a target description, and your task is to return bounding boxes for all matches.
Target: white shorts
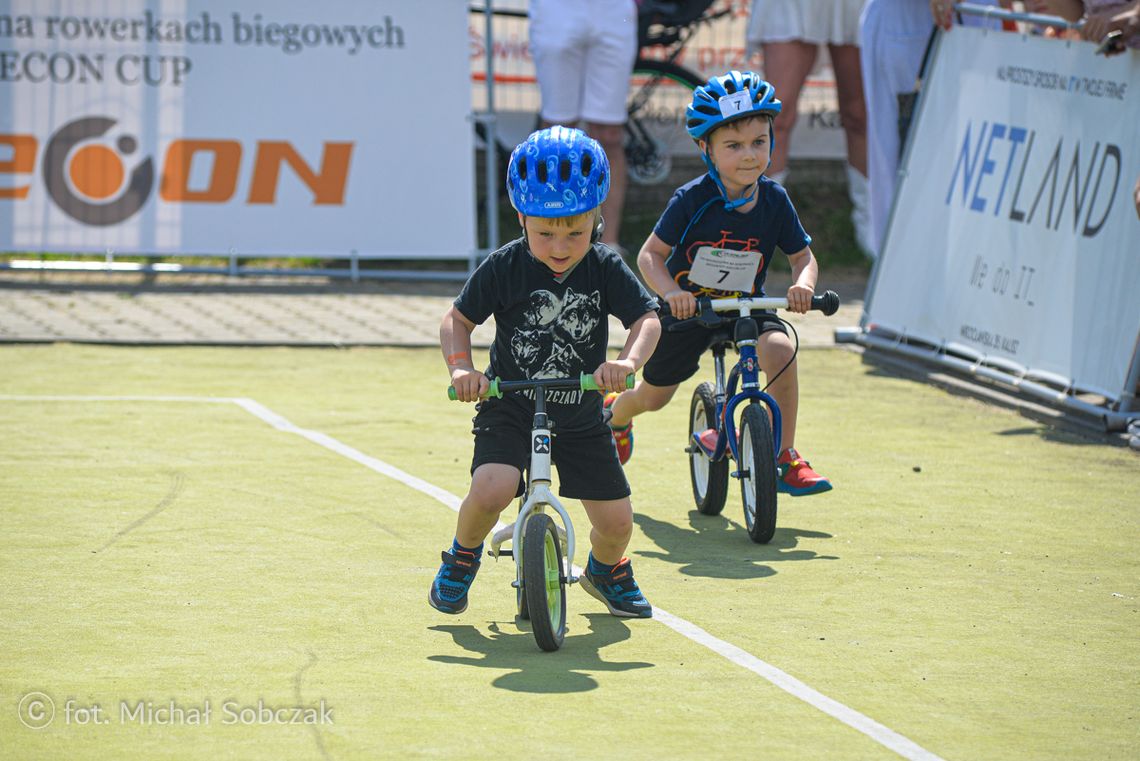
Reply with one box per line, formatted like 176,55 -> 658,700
746,0 -> 868,46
529,0 -> 638,125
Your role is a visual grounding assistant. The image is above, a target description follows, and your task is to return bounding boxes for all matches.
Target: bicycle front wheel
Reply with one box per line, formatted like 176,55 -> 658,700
523,513 -> 567,652
626,59 -> 704,185
739,404 -> 778,544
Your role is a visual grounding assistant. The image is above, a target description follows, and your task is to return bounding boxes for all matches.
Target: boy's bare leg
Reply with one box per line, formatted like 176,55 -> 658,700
606,381 -> 680,428
757,331 -> 798,453
455,463 -> 520,548
579,497 -> 635,565
578,497 -> 651,618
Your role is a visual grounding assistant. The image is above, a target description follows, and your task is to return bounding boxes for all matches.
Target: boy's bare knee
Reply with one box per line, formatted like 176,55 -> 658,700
637,383 -> 678,413
596,517 -> 633,545
584,500 -> 634,541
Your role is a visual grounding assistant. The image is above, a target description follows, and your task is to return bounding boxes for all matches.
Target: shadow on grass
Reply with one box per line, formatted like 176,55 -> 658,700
427,614 -> 654,693
858,350 -> 1128,449
632,512 -> 837,579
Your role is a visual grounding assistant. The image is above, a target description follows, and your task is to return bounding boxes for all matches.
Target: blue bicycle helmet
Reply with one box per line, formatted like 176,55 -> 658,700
686,70 -> 781,141
507,126 -> 610,217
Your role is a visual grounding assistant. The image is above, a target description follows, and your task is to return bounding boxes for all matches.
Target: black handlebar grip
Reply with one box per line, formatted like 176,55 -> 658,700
811,290 -> 840,316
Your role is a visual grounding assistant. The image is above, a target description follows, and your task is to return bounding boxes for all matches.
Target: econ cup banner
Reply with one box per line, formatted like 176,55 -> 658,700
0,0 -> 475,260
867,27 -> 1140,402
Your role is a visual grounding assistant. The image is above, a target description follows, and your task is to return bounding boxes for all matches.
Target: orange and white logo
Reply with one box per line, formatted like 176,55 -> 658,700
1,116 -> 354,226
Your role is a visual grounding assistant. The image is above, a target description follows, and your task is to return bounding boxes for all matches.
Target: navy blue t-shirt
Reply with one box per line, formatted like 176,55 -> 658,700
454,238 -> 658,431
653,174 -> 811,298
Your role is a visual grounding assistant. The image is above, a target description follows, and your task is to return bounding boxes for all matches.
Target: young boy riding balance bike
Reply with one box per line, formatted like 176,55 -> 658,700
431,126 -> 662,618
603,70 -> 832,496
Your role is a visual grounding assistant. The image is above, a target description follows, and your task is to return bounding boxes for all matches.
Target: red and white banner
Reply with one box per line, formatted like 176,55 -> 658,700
0,0 -> 474,259
866,27 -> 1140,403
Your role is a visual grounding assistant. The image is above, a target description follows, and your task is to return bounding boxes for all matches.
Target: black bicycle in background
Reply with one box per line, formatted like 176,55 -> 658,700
470,1 -> 726,185
626,0 -> 727,184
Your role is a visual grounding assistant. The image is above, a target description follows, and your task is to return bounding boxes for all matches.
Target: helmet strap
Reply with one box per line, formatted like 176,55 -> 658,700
701,147 -> 758,211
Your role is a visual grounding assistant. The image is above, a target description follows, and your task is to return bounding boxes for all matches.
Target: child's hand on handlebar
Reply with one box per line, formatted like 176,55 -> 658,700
593,359 -> 636,394
786,283 -> 815,314
450,368 -> 489,402
664,289 -> 697,320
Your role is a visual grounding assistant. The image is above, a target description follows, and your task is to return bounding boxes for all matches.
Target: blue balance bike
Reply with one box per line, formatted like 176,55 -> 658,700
668,291 -> 839,543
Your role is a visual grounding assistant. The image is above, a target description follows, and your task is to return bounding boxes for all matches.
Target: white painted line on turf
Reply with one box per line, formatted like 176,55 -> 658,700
230,397 -> 461,511
1,393 -> 946,761
651,609 -> 945,761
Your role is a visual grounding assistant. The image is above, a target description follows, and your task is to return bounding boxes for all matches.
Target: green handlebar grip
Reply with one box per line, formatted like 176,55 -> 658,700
451,374 -> 632,399
578,373 -> 636,391
447,377 -> 502,400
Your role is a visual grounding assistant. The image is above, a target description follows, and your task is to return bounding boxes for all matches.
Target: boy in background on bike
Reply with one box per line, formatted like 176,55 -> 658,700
432,127 -> 661,618
603,70 -> 832,496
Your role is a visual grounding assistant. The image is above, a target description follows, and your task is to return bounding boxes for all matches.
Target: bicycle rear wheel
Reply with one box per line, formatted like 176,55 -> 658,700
626,58 -> 704,185
739,403 -> 778,543
689,382 -> 729,515
523,513 -> 567,652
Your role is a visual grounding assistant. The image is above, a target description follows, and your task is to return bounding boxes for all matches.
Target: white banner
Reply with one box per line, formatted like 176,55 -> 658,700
0,0 -> 474,259
866,27 -> 1140,401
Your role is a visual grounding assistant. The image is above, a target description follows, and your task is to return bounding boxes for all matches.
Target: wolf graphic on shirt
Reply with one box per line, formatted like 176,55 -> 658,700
511,287 -> 601,380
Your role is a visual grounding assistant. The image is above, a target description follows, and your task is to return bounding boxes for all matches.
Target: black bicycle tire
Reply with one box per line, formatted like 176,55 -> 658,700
689,382 -> 730,516
631,58 -> 705,95
523,513 -> 566,652
739,404 -> 778,544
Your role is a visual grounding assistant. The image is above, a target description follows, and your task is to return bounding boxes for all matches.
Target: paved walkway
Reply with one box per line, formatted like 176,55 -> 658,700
0,268 -> 867,348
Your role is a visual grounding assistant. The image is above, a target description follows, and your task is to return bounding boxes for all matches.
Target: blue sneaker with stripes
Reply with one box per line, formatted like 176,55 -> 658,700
429,549 -> 481,614
580,556 -> 652,618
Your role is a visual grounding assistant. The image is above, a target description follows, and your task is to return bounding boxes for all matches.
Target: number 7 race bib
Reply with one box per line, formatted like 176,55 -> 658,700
687,246 -> 761,293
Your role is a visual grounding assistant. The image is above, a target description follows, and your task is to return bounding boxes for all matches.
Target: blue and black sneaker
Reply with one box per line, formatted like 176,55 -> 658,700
429,549 -> 481,614
580,556 -> 652,618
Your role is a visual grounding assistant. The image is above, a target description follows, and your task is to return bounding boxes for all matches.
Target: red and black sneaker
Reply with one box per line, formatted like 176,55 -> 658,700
777,448 -> 832,496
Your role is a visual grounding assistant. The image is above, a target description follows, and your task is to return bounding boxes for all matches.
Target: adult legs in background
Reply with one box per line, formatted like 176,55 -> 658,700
531,0 -> 637,250
759,40 -> 819,182
828,42 -> 872,257
585,121 -> 628,248
858,0 -> 932,257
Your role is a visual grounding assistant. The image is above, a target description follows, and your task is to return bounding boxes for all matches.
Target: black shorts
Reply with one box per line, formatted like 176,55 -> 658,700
469,397 -> 631,501
642,312 -> 788,387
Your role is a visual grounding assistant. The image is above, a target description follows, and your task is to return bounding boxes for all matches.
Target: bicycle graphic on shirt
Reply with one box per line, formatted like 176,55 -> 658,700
673,229 -> 767,300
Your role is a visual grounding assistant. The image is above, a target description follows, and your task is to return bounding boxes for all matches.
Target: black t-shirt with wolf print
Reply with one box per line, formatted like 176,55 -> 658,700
454,237 -> 657,432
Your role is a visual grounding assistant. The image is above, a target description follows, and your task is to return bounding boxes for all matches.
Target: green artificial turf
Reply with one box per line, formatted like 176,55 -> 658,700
1,345 -> 1136,760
